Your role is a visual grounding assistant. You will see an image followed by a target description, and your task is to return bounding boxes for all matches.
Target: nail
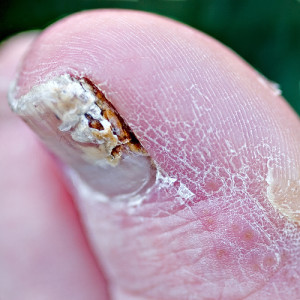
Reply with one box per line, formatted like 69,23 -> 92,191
9,74 -> 157,203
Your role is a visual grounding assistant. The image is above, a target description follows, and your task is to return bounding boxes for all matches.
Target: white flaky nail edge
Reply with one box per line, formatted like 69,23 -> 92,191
8,74 -> 158,204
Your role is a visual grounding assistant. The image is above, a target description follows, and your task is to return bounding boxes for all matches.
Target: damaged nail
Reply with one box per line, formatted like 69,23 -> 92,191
9,74 -> 156,201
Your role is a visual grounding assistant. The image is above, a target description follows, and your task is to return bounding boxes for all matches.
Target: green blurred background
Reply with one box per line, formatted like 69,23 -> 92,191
1,0 -> 299,113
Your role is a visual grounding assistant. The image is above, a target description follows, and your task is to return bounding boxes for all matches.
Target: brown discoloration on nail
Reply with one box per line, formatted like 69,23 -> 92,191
9,74 -> 156,198
10,74 -> 148,167
111,145 -> 122,158
127,132 -> 147,154
81,77 -> 148,160
85,113 -> 104,131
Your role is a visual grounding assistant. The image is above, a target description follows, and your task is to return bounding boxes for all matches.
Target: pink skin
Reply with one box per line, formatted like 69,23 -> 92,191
2,9 -> 300,299
0,34 -> 109,299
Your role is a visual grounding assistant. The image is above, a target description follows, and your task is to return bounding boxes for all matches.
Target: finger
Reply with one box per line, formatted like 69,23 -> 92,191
0,33 -> 109,300
9,10 -> 300,299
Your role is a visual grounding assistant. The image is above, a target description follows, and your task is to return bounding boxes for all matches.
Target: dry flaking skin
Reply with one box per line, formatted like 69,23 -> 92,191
9,74 -> 156,201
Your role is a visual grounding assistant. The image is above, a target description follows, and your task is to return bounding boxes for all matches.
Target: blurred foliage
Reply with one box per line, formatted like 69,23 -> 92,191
1,0 -> 299,113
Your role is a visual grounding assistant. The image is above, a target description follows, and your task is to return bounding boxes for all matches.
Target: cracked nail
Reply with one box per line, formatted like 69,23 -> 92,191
9,74 -> 157,201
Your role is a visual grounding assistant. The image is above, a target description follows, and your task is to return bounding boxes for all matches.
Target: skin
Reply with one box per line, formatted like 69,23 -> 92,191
0,33 -> 109,300
1,10 -> 300,300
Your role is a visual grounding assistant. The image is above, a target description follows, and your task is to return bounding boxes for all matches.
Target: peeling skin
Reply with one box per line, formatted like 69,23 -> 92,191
7,10 -> 300,299
9,74 -> 300,220
9,74 -> 156,200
